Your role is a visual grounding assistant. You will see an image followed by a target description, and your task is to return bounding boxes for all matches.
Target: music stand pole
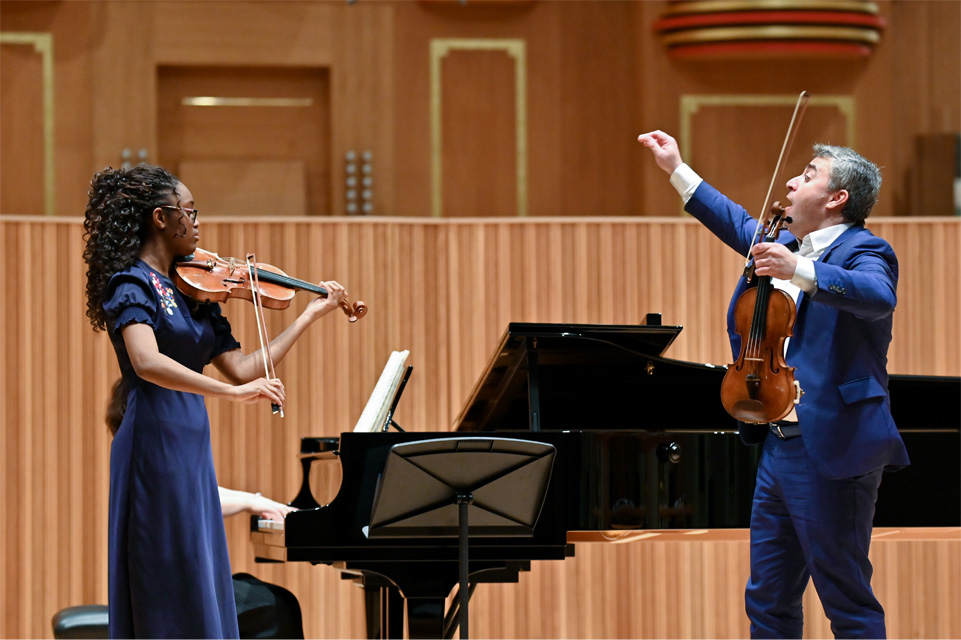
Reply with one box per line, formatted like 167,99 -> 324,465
456,493 -> 473,639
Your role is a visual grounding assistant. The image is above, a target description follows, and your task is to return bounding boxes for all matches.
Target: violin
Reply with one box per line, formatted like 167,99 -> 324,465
173,248 -> 367,418
173,248 -> 367,322
719,91 -> 809,424
720,203 -> 803,424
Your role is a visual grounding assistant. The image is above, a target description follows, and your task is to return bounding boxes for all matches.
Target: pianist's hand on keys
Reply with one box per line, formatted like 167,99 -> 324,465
219,487 -> 297,522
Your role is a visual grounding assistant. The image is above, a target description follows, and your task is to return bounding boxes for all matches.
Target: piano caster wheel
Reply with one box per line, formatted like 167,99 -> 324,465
657,442 -> 682,464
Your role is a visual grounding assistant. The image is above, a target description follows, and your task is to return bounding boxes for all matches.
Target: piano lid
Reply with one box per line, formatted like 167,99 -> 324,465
453,320 -> 734,433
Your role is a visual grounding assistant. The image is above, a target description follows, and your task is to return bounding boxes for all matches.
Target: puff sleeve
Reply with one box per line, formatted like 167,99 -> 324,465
103,272 -> 158,333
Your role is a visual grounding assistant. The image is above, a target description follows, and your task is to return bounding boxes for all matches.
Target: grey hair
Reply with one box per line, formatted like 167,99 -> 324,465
812,144 -> 882,224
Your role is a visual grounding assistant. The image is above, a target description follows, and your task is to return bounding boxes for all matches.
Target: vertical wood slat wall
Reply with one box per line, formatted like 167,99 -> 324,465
1,216 -> 958,639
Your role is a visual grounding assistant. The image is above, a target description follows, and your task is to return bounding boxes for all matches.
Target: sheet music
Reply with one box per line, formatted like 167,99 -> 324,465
352,350 -> 410,433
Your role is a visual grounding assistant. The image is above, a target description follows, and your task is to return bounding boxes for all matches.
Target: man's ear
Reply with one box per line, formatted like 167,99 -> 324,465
826,189 -> 849,213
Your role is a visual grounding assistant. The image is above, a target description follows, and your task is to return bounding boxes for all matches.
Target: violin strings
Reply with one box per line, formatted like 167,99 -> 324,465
748,279 -> 769,369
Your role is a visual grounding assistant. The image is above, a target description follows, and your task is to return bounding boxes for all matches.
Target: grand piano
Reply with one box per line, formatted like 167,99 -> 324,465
250,317 -> 960,639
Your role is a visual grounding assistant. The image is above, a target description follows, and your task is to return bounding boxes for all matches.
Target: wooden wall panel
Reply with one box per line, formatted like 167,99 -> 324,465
393,1 -> 645,217
0,38 -> 46,215
438,47 -> 518,217
88,1 -> 156,178
1,215 -> 957,639
1,1 -> 97,217
554,0 -> 642,217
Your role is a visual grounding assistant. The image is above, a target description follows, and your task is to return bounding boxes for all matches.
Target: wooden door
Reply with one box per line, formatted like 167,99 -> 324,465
156,65 -> 331,216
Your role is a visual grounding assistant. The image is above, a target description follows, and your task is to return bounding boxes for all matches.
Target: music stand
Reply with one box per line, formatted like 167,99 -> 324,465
367,437 -> 556,639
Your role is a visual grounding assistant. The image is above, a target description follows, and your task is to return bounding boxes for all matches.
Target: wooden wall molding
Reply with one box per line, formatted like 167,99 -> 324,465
677,93 -> 858,219
0,31 -> 55,215
430,38 -> 528,217
679,93 -> 856,158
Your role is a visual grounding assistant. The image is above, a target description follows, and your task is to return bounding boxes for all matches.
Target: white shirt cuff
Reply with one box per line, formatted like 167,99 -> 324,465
669,163 -> 703,204
791,255 -> 817,293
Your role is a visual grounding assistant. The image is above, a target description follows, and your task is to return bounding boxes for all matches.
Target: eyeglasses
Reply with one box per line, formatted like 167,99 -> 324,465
161,205 -> 199,223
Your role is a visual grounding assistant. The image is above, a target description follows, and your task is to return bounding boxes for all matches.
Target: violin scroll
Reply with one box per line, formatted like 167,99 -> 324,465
343,299 -> 368,323
770,201 -> 793,226
743,202 -> 791,282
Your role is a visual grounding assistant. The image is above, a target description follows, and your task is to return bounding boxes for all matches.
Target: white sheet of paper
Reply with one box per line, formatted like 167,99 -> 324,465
352,350 -> 410,433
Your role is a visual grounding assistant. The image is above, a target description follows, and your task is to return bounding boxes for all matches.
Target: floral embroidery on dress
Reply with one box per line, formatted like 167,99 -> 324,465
150,271 -> 178,316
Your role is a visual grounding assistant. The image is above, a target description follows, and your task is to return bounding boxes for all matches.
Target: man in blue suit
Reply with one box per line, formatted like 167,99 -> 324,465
638,131 -> 909,639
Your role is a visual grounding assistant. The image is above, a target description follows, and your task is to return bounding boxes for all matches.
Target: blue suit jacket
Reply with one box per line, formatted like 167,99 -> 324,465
687,181 -> 910,479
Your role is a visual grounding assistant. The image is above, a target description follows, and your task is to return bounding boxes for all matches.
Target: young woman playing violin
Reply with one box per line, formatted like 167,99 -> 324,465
83,164 -> 347,639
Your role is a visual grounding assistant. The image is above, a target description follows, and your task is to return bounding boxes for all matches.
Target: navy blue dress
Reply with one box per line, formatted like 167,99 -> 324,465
104,261 -> 241,639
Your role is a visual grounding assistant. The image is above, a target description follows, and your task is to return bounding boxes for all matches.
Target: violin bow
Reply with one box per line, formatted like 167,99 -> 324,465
743,90 -> 810,276
247,253 -> 284,417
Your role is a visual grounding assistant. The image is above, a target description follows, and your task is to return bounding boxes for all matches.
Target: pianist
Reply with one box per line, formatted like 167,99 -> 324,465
638,131 -> 908,639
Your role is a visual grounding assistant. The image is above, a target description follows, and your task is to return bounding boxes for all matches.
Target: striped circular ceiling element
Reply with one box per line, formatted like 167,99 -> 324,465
654,0 -> 885,59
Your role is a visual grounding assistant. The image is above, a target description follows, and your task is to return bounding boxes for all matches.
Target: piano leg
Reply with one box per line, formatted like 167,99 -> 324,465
351,561 -> 529,639
406,597 -> 446,639
362,583 -> 404,639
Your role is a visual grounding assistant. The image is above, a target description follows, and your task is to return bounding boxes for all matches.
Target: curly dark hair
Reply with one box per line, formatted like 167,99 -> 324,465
83,165 -> 180,331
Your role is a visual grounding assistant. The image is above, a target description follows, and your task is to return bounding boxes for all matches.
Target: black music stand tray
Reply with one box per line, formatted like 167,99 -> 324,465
367,437 -> 555,639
